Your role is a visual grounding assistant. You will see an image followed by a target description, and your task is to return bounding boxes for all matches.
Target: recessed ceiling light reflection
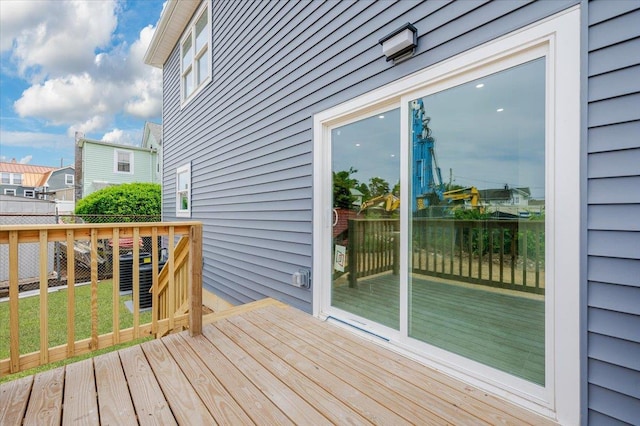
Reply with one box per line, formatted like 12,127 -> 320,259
390,154 -> 395,157
379,115 -> 385,119
476,83 -> 484,88
496,108 -> 504,112
355,143 -> 361,147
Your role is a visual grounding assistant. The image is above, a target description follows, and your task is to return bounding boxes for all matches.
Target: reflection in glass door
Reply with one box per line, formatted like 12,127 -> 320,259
408,59 -> 546,384
331,108 -> 401,330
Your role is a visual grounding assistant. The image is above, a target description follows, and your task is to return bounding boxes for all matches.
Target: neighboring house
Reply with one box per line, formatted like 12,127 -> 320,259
145,1 -> 640,424
0,161 -> 56,198
39,165 -> 76,213
75,138 -> 160,199
141,121 -> 163,184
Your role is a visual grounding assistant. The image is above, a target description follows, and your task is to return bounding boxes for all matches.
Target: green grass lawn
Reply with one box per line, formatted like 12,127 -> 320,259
0,280 -> 153,383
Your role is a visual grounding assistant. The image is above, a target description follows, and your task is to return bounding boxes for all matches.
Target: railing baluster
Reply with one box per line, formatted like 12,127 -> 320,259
151,227 -> 159,335
112,228 -> 120,345
9,231 -> 20,373
66,229 -> 76,357
90,228 -> 99,350
39,230 -> 49,365
132,227 -> 140,339
168,227 -> 175,330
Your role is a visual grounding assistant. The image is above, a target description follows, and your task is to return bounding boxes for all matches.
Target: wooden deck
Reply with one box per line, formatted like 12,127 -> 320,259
0,299 -> 555,425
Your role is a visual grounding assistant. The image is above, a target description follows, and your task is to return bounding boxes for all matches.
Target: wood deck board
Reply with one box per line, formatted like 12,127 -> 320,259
139,339 -> 216,425
0,298 -> 557,425
160,333 -> 254,424
201,323 -> 333,425
93,351 -> 137,426
62,359 -> 99,425
269,305 -> 552,426
118,345 -> 176,426
213,316 -> 373,425
257,306 -> 486,425
0,375 -> 32,426
23,366 -> 64,425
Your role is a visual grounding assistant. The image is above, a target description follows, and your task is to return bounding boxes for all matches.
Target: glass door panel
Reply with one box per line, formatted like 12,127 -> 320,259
408,59 -> 546,384
331,108 -> 401,330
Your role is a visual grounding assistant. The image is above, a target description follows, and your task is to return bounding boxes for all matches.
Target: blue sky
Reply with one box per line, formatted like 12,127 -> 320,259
0,0 -> 166,167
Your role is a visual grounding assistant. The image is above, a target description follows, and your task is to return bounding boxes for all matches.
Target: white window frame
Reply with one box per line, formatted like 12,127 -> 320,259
114,149 -> 134,174
65,174 -> 74,185
1,173 -> 22,185
179,1 -> 211,106
313,7 -> 580,424
23,190 -> 35,198
4,188 -> 16,196
176,162 -> 191,218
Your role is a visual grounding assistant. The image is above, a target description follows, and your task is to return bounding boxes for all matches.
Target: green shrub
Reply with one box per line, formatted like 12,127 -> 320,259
75,183 -> 161,221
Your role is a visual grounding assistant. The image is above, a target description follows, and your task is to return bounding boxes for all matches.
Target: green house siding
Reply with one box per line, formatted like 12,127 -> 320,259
80,140 -> 158,197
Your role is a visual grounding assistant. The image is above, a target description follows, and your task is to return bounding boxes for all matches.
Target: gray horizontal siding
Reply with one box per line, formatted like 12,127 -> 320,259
161,0 -> 579,313
586,1 -> 640,423
589,384 -> 640,425
588,176 -> 640,204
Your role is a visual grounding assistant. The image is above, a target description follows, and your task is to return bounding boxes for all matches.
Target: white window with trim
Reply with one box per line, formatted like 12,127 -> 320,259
114,149 -> 133,174
180,1 -> 211,105
1,173 -> 22,185
65,174 -> 74,185
23,190 -> 35,198
313,8 -> 580,423
4,188 -> 16,196
176,163 -> 191,217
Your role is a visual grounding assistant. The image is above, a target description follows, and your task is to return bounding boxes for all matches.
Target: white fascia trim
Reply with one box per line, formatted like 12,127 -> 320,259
144,0 -> 201,68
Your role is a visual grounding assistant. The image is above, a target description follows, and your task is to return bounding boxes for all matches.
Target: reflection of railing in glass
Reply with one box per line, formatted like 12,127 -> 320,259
347,218 -> 545,294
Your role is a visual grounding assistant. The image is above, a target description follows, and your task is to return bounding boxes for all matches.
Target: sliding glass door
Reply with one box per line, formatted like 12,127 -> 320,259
407,59 -> 546,385
330,108 -> 401,330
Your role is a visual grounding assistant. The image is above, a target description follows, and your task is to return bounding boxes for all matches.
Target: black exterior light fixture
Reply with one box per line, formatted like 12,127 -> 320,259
379,23 -> 418,62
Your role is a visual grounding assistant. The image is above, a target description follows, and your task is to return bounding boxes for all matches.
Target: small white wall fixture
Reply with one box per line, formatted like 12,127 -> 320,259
379,23 -> 417,62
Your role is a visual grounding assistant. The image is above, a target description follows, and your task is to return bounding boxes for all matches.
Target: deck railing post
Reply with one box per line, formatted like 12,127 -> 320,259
188,223 -> 203,336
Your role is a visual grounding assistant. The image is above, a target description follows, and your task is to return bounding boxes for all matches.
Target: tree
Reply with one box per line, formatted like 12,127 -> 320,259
75,183 -> 161,221
333,167 -> 359,209
367,177 -> 390,198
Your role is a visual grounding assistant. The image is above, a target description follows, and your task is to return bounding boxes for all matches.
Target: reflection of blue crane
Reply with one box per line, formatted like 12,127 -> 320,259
411,99 -> 444,211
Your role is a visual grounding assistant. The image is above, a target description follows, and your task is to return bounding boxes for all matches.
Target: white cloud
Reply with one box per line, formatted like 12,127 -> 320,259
19,155 -> 33,164
1,0 -> 118,80
101,128 -> 137,145
11,16 -> 162,136
0,130 -> 70,149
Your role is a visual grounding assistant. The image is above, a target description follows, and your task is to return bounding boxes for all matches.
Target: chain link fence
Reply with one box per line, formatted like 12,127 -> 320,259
0,214 -> 161,297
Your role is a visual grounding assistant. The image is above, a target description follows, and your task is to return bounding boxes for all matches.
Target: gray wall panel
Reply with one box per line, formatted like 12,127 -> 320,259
589,121 -> 640,153
588,8 -> 640,51
588,205 -> 640,231
588,231 -> 640,259
588,333 -> 640,371
588,385 -> 640,425
588,177 -> 640,204
588,308 -> 640,343
589,359 -> 640,399
588,65 -> 640,102
588,38 -> 640,77
588,257 -> 640,286
587,410 -> 631,426
589,0 -> 640,24
588,148 -> 640,178
587,1 -> 640,419
588,93 -> 640,128
589,282 -> 640,315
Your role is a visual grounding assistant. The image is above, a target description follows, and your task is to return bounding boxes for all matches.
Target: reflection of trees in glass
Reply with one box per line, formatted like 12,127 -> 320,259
368,177 -> 390,198
333,167 -> 359,209
334,168 -> 400,211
